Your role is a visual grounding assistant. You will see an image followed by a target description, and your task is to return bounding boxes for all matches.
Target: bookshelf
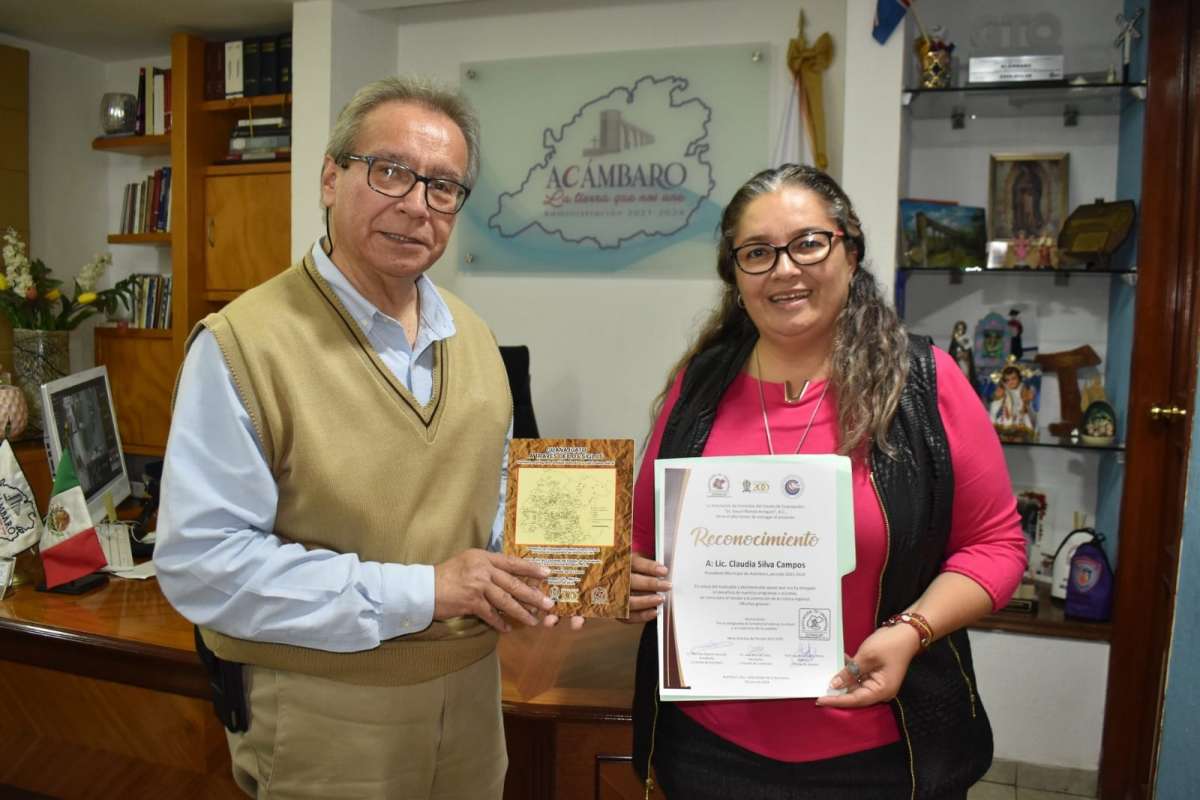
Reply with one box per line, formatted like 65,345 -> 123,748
90,33 -> 292,455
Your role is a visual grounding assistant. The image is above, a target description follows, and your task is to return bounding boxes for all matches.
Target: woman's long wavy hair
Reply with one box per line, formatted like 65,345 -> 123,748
652,164 -> 909,457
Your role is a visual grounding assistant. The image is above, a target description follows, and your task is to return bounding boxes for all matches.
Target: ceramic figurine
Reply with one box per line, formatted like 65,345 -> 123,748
948,320 -> 977,386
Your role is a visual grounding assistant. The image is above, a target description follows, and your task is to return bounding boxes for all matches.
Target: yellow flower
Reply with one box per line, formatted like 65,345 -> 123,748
45,288 -> 61,302
77,292 -> 98,305
0,274 -> 7,290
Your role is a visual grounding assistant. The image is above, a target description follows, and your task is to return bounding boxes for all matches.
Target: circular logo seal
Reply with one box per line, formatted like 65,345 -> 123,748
783,475 -> 805,497
1071,555 -> 1103,593
708,474 -> 730,497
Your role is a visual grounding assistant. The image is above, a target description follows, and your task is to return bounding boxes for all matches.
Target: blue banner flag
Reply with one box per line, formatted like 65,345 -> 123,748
872,0 -> 911,45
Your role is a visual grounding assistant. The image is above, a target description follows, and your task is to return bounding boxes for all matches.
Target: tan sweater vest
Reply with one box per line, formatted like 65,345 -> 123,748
192,254 -> 511,685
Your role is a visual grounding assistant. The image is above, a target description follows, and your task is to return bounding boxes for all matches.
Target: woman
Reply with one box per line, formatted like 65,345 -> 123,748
626,165 -> 1026,799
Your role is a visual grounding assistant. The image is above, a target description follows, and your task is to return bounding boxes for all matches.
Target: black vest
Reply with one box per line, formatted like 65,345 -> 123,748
633,332 -> 992,799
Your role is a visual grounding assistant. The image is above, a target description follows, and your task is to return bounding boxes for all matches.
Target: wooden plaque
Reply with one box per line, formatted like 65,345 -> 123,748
503,439 -> 633,618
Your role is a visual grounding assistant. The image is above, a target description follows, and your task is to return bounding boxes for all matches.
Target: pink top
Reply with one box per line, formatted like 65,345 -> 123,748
632,346 -> 1026,762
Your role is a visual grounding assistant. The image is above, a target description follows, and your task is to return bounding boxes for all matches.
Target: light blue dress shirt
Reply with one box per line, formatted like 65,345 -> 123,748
154,243 -> 511,652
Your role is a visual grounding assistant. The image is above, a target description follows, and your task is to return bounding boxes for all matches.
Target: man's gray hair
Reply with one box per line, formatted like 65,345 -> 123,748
324,76 -> 481,187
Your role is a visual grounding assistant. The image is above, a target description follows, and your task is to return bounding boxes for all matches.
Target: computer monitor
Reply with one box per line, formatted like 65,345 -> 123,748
39,365 -> 131,522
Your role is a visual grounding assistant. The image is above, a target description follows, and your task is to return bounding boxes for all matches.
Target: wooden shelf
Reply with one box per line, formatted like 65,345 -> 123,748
199,93 -> 291,113
899,266 -> 1138,276
204,161 -> 290,176
91,134 -> 171,156
123,443 -> 167,457
94,326 -> 172,340
107,232 -> 171,245
203,290 -> 241,303
971,583 -> 1111,642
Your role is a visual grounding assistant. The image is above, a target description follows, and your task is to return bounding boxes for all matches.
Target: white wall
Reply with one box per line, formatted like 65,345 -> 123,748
291,0 -> 400,260
840,0 -> 904,298
0,34 -> 110,372
971,631 -> 1109,768
371,0 -> 848,447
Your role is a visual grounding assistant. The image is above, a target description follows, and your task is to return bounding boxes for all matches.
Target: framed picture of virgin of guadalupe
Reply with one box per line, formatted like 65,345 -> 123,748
988,153 -> 1069,246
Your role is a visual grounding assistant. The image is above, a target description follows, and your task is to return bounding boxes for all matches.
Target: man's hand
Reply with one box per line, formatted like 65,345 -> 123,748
434,549 -> 553,632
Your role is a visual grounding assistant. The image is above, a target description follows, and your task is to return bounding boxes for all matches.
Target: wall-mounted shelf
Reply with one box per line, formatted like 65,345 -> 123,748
903,81 -> 1147,127
1001,438 -> 1125,453
91,134 -> 171,156
107,232 -> 171,245
972,582 -> 1111,642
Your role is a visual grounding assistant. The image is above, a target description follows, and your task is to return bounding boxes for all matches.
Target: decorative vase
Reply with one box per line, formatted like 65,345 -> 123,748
100,92 -> 138,135
0,382 -> 28,438
12,328 -> 70,433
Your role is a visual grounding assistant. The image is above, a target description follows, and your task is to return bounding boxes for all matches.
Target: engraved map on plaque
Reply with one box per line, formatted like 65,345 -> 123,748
504,439 -> 633,618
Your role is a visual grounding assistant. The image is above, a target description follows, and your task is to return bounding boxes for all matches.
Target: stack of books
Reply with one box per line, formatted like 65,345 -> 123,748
222,116 -> 290,163
136,66 -> 171,135
125,274 -> 173,329
205,34 -> 292,100
120,167 -> 172,234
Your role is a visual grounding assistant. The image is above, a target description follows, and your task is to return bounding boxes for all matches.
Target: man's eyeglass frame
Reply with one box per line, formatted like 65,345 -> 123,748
340,153 -> 471,215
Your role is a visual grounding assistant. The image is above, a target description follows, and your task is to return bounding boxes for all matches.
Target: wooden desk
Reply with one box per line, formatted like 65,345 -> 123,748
0,580 -> 650,800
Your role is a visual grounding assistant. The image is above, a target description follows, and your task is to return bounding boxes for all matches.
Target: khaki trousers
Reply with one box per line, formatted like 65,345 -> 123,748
226,651 -> 507,800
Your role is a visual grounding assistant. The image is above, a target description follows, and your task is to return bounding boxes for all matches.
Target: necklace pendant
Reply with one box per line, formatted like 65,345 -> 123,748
784,379 -> 810,404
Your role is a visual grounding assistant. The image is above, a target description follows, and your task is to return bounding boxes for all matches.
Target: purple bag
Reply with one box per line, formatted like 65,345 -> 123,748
1064,530 -> 1114,622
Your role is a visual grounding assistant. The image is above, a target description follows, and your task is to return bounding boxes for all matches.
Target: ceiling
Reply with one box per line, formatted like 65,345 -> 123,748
0,0 -> 475,62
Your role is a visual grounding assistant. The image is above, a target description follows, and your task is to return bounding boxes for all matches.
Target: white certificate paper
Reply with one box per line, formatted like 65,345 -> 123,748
655,455 -> 855,701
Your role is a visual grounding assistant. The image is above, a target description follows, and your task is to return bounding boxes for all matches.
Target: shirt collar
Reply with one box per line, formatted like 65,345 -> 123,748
309,242 -> 456,343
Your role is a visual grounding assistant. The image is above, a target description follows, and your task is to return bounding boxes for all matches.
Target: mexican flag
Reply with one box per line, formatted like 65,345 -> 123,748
39,447 -> 107,588
0,440 -> 42,558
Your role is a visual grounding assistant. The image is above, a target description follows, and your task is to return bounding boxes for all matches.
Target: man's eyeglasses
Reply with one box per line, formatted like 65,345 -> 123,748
341,154 -> 471,215
732,230 -> 845,275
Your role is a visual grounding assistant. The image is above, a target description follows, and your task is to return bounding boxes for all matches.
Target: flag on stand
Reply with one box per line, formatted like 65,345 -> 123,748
873,0 -> 912,45
39,448 -> 107,588
0,440 -> 42,559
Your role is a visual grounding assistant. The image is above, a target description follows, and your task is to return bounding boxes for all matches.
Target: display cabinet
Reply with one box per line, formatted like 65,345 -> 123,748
894,0 -> 1148,641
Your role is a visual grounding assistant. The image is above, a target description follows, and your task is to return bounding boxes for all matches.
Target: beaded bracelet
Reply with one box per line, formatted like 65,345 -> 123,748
882,611 -> 934,650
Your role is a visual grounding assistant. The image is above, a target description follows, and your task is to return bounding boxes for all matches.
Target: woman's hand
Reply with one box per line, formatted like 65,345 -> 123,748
621,553 -> 670,624
815,623 -> 923,708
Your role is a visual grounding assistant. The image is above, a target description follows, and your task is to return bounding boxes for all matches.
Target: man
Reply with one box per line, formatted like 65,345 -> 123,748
154,77 -> 553,800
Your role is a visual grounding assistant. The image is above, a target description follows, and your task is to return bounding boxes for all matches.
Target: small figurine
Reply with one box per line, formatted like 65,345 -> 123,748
1036,226 -> 1059,269
974,312 -> 1012,376
1006,230 -> 1033,268
990,360 -> 1038,442
948,320 -> 977,386
1008,309 -> 1025,360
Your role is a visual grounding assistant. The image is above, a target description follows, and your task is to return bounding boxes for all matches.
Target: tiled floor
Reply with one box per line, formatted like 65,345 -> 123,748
968,758 -> 1098,800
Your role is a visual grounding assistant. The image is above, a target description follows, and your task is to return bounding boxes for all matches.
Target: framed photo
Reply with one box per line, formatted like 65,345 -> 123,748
988,153 -> 1070,247
898,200 -> 987,268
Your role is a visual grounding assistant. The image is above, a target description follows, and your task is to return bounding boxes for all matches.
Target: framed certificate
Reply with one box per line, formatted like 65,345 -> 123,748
655,455 -> 855,700
503,438 -> 633,618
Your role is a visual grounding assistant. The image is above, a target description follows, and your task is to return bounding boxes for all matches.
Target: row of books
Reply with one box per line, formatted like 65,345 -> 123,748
125,274 -> 173,330
136,66 -> 171,135
222,116 -> 291,164
205,35 -> 293,100
119,168 -> 172,235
